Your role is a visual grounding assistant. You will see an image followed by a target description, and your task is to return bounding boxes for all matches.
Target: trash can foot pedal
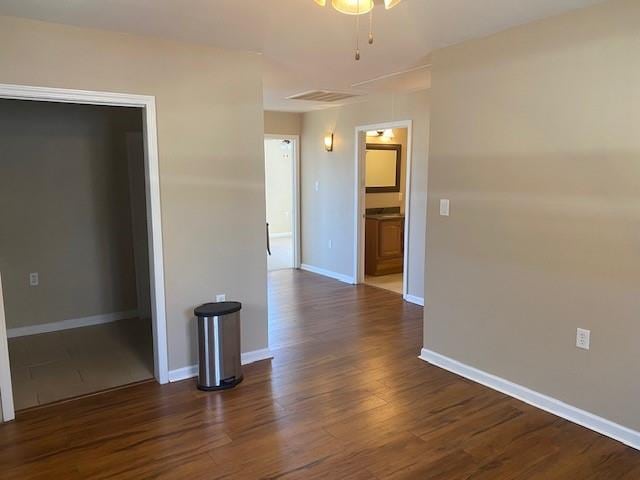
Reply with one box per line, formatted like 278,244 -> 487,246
197,375 -> 243,391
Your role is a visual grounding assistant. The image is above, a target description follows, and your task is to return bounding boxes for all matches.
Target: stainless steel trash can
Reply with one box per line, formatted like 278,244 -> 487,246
194,301 -> 243,391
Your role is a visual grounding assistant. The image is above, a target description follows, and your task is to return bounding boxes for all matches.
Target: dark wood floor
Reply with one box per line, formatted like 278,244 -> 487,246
1,269 -> 639,479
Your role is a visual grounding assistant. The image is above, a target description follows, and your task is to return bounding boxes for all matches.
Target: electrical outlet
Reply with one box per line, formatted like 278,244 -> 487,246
576,328 -> 590,350
29,272 -> 39,286
315,181 -> 320,192
328,239 -> 332,249
216,294 -> 226,302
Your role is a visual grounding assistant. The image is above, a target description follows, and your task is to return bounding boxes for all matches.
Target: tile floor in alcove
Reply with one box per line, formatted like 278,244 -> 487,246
364,273 -> 404,294
8,317 -> 154,410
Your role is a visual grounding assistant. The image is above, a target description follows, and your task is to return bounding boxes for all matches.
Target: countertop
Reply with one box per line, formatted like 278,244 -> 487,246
365,213 -> 405,220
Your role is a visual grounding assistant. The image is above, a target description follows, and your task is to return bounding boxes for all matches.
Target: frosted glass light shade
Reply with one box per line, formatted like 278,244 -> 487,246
315,0 -> 402,13
332,0 -> 374,15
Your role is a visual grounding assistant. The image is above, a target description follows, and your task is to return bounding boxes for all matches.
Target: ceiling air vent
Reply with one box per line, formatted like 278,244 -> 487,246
286,90 -> 358,102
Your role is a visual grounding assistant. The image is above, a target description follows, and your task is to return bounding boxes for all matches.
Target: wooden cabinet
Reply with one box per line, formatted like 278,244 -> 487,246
365,215 -> 404,276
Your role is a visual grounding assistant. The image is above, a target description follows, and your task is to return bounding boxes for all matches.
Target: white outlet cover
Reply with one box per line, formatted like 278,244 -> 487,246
576,328 -> 591,350
216,294 -> 226,302
440,199 -> 450,216
315,181 -> 320,192
29,272 -> 39,286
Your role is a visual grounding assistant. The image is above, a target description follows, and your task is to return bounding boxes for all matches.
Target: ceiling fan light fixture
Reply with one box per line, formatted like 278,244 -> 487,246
312,0 -> 403,60
332,0 -> 374,15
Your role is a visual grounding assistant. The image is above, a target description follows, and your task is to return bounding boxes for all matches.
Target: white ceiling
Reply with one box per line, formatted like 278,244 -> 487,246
0,0 -> 606,112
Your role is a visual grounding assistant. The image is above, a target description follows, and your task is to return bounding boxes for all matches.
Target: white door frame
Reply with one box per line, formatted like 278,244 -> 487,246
0,273 -> 14,421
354,120 -> 413,299
264,134 -> 301,269
0,83 -> 169,422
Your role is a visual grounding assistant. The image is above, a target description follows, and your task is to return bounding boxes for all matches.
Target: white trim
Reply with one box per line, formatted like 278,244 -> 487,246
354,129 -> 365,286
419,348 -> 640,451
264,134 -> 301,269
7,310 -> 139,338
168,348 -> 274,383
0,84 -> 155,107
269,232 -> 292,239
300,264 -> 355,285
168,365 -> 198,383
241,348 -> 274,365
141,97 -> 169,385
0,274 -> 15,421
354,120 -> 413,299
403,295 -> 424,306
0,83 -> 170,422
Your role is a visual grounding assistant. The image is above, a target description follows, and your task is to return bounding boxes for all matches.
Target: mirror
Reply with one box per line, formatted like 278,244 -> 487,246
365,143 -> 402,193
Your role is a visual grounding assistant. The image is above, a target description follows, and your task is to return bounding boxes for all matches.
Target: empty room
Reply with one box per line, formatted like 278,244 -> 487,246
1,0 -> 639,478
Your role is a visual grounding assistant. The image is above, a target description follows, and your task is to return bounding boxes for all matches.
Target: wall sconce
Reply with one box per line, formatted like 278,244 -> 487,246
366,129 -> 394,140
324,133 -> 334,152
382,129 -> 394,140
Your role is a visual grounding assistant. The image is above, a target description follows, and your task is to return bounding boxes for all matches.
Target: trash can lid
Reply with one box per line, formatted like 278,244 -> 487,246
194,301 -> 242,317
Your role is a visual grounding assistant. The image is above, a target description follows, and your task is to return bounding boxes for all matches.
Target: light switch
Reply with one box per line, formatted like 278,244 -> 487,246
440,199 -> 450,216
315,181 -> 320,192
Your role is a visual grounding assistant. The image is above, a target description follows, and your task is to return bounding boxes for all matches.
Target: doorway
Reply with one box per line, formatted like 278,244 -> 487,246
0,84 -> 168,422
264,135 -> 300,271
354,121 -> 412,297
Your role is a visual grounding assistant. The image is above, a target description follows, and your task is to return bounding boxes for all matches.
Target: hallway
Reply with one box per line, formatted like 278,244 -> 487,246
1,270 -> 639,479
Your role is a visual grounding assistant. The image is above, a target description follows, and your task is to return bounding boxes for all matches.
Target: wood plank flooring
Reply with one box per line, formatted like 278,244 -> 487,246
1,269 -> 639,479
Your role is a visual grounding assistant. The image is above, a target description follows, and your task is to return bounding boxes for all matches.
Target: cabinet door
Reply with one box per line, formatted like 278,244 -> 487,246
378,220 -> 403,258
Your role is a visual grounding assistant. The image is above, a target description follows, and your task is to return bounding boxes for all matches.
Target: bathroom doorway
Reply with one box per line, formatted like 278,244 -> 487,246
264,135 -> 300,271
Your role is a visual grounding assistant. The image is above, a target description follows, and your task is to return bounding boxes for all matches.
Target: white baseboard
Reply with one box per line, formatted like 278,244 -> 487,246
168,365 -> 197,383
300,264 -> 355,285
240,348 -> 274,365
168,348 -> 274,383
404,294 -> 424,306
419,348 -> 640,451
7,310 -> 139,338
269,232 -> 292,239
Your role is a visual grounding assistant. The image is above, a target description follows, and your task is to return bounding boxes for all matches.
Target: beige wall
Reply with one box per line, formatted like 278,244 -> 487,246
264,111 -> 302,136
301,90 -> 429,300
425,0 -> 640,430
0,100 -> 141,329
365,128 -> 408,212
0,16 -> 268,372
264,138 -> 293,235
